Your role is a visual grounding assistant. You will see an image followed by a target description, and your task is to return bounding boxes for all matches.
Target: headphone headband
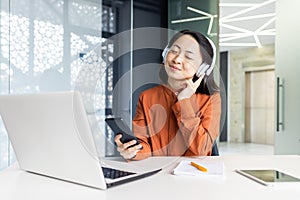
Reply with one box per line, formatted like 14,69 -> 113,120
205,36 -> 216,71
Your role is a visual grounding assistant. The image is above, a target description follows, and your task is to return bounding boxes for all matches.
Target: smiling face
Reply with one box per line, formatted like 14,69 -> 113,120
164,34 -> 203,81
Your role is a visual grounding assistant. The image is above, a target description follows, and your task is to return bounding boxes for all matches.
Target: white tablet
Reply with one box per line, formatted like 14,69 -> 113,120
235,169 -> 300,187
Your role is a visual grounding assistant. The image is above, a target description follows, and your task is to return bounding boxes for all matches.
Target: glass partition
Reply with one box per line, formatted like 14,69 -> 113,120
0,0 -> 107,170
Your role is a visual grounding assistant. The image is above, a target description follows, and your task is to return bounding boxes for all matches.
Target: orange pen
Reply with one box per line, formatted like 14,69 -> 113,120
191,161 -> 208,172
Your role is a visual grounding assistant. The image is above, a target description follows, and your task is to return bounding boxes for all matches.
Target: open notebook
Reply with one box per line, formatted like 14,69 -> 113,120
173,160 -> 224,176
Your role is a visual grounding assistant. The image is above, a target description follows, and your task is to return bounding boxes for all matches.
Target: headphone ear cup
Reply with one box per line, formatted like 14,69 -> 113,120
196,63 -> 210,77
162,47 -> 168,62
205,64 -> 214,76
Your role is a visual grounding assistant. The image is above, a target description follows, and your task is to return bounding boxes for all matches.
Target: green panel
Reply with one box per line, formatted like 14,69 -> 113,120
168,0 -> 219,44
168,0 -> 219,70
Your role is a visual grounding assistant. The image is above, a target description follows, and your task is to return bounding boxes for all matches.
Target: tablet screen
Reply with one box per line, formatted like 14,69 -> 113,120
239,169 -> 300,183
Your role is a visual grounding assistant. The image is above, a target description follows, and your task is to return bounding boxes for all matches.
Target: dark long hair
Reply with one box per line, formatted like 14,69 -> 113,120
160,30 -> 219,95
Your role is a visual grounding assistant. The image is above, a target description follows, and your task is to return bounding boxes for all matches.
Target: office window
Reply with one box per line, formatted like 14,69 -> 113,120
0,0 -> 118,170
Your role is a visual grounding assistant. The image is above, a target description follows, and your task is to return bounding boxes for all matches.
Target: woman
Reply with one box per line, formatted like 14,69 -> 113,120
115,30 -> 221,160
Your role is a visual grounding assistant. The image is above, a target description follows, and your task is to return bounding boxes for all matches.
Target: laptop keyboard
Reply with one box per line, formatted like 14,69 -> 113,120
102,167 -> 136,179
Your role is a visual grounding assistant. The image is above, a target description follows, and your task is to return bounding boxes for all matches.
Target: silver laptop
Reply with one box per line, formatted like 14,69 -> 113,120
0,91 -> 161,189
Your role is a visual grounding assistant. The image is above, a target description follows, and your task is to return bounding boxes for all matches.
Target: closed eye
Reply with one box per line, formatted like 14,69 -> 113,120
185,55 -> 194,60
169,49 -> 179,54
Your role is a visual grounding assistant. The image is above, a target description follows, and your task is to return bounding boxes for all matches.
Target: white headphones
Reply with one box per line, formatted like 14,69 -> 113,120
162,35 -> 216,77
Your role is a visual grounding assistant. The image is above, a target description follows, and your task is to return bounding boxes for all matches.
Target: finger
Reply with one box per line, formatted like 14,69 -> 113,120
185,78 -> 194,89
114,134 -> 123,146
193,74 -> 204,89
121,144 -> 142,157
120,151 -> 134,159
120,146 -> 141,160
122,151 -> 137,160
126,146 -> 143,159
127,144 -> 143,152
123,140 -> 137,149
117,146 -> 125,153
129,149 -> 142,159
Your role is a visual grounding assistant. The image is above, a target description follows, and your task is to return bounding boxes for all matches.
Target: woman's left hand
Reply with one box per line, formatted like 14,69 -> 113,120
177,74 -> 205,100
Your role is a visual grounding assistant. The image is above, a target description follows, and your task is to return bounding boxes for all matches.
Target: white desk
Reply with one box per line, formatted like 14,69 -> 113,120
1,155 -> 300,200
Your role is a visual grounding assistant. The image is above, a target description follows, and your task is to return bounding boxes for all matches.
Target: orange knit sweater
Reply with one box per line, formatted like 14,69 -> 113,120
132,85 -> 221,160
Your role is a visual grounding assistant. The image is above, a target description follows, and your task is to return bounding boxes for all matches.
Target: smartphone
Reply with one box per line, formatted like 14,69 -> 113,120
105,117 -> 141,148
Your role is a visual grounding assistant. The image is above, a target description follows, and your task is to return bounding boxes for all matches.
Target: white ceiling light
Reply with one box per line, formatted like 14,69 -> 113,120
222,13 -> 275,23
220,0 -> 276,50
219,42 -> 257,47
170,0 -> 276,51
219,3 -> 259,7
221,0 -> 275,21
171,16 -> 210,24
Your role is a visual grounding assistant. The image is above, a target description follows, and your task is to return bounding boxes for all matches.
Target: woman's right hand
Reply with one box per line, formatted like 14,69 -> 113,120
114,134 -> 143,160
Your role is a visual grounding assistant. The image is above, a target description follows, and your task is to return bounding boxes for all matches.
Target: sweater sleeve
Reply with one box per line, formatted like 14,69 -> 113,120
172,93 -> 221,156
131,95 -> 152,160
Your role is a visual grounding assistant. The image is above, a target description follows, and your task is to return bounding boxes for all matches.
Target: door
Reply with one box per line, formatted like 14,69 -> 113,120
275,0 -> 300,154
245,69 -> 275,145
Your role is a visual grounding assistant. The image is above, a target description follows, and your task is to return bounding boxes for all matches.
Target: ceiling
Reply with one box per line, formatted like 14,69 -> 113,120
219,0 -> 276,52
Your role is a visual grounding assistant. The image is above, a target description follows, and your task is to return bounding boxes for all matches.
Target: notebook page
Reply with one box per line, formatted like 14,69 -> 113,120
173,160 -> 224,176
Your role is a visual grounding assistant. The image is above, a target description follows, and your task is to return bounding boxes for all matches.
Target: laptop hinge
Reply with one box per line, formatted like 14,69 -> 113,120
106,168 -> 162,188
